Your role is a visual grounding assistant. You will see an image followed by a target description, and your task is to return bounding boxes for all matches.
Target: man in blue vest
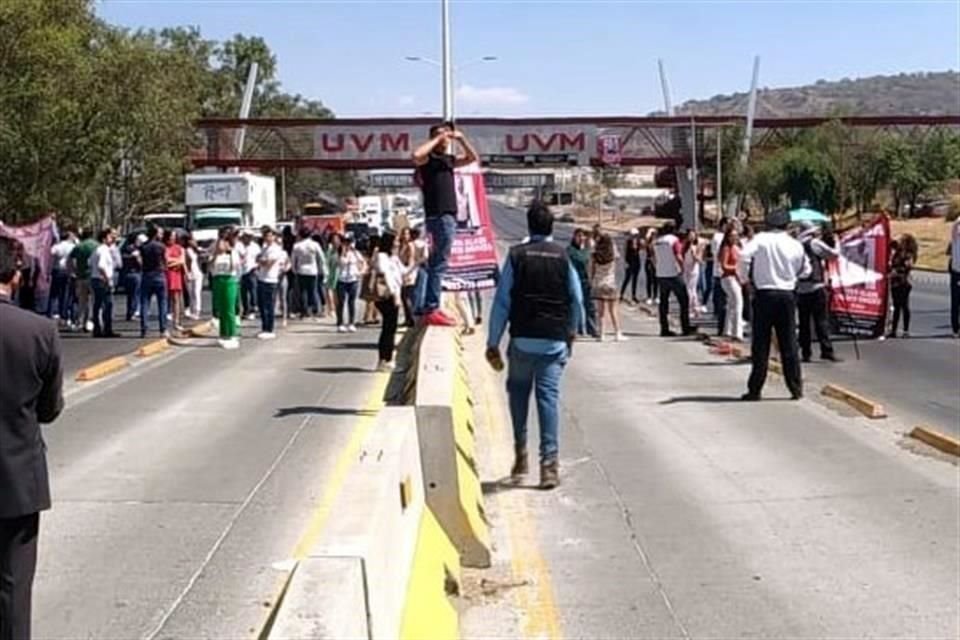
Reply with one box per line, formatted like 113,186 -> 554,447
486,201 -> 583,489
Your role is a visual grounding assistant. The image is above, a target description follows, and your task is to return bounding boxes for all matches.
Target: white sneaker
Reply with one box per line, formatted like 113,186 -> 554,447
337,325 -> 347,333
219,338 -> 240,350
84,320 -> 94,332
615,332 -> 628,342
645,298 -> 653,305
282,318 -> 288,328
376,360 -> 396,372
52,313 -> 60,320
348,324 -> 357,333
257,332 -> 276,340
246,313 -> 257,320
133,312 -> 141,319
597,334 -> 606,342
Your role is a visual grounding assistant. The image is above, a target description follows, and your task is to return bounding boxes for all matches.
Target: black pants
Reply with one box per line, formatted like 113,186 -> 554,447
950,271 -> 959,335
375,299 -> 399,362
658,276 -> 691,334
712,278 -> 727,337
240,271 -> 257,316
620,263 -> 641,301
747,290 -> 802,397
644,262 -> 658,300
297,274 -> 318,316
797,288 -> 834,359
0,513 -> 39,640
890,284 -> 912,334
401,285 -> 416,327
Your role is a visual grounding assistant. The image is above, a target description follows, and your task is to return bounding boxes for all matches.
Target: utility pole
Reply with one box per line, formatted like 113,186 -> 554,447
725,56 -> 760,218
234,62 -> 259,174
690,116 -> 699,231
441,0 -> 453,121
716,128 -> 723,223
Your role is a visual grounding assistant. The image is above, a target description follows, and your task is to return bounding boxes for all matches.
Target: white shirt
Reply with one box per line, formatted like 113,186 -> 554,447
653,234 -> 683,278
292,239 -> 323,276
257,243 -> 285,283
710,232 -> 725,279
375,252 -> 404,297
211,248 -> 242,278
337,249 -> 364,284
738,231 -> 811,291
51,239 -> 76,272
90,244 -> 116,281
950,220 -> 960,273
241,242 -> 261,274
186,247 -> 203,280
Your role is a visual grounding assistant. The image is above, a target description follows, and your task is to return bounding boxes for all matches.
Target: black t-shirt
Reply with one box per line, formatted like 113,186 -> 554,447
141,240 -> 166,274
420,153 -> 457,218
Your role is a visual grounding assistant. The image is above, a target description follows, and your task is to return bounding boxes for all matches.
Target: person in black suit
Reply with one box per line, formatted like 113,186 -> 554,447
0,236 -> 64,640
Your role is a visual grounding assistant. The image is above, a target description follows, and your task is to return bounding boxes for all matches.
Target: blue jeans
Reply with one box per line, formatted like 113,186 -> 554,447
422,213 -> 456,313
91,278 -> 114,336
712,278 -> 727,337
124,272 -> 141,320
257,280 -> 277,333
336,280 -> 359,326
700,261 -> 714,305
47,269 -> 71,320
506,345 -> 567,463
140,272 -> 168,336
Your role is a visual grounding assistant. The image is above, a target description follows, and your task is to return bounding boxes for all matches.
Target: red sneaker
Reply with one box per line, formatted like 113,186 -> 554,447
424,310 -> 458,327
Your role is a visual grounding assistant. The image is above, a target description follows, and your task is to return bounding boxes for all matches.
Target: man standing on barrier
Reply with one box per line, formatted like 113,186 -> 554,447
486,202 -> 583,490
739,208 -> 811,401
412,122 -> 479,326
1,236 -> 64,640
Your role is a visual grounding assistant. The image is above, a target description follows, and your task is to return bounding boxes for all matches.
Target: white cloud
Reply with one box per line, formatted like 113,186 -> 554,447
398,95 -> 416,106
456,84 -> 530,107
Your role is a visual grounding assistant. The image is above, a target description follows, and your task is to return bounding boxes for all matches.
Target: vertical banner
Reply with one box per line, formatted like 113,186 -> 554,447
827,214 -> 891,338
442,164 -> 500,291
0,216 -> 56,297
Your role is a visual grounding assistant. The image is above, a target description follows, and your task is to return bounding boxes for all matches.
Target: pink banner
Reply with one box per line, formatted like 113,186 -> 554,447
442,165 -> 501,291
0,216 -> 56,295
827,214 -> 891,338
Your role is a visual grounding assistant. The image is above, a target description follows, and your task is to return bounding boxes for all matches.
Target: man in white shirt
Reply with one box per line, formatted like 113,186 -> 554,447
238,232 -> 261,319
948,218 -> 960,338
255,228 -> 284,339
738,209 -> 811,401
292,228 -> 324,319
89,228 -> 120,338
653,221 -> 694,336
48,227 -> 76,323
710,218 -> 731,337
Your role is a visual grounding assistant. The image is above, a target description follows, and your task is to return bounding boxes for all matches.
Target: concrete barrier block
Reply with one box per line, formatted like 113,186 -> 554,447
269,557 -> 368,639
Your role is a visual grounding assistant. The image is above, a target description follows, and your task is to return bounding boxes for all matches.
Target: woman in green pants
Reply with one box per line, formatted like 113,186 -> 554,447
210,231 -> 241,349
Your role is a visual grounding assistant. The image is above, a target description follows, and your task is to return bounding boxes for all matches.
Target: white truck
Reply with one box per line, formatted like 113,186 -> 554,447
184,172 -> 277,257
357,195 -> 384,234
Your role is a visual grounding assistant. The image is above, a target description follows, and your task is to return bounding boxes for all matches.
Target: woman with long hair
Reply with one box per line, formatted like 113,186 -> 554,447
373,232 -> 404,370
888,233 -> 918,338
210,227 -> 241,349
336,235 -> 366,332
397,227 -> 417,327
324,233 -> 341,318
718,227 -> 745,341
643,228 -> 658,304
682,229 -> 703,318
568,228 -> 598,337
184,233 -> 204,320
164,229 -> 186,332
590,234 -> 626,342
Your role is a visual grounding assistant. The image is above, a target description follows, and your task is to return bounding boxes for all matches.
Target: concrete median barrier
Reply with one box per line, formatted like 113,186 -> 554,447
821,383 -> 887,419
414,326 -> 492,569
135,338 -> 170,358
75,356 -> 129,382
909,426 -> 960,457
269,406 -> 460,640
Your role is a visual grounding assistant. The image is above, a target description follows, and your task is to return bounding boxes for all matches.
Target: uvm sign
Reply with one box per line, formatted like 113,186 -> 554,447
313,123 -> 590,166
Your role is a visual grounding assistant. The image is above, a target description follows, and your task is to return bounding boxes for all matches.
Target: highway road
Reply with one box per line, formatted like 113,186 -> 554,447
489,201 -> 960,437
461,201 -> 960,637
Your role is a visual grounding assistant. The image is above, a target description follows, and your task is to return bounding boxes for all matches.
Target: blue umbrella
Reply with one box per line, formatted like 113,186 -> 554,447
789,207 -> 829,223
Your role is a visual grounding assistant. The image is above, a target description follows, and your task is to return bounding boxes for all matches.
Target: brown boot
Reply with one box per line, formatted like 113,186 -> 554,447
539,459 -> 559,490
510,446 -> 529,480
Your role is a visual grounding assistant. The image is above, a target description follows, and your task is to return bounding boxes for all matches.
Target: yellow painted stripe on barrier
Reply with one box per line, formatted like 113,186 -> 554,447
909,426 -> 960,457
136,338 -> 170,358
75,356 -> 129,382
399,507 -> 460,640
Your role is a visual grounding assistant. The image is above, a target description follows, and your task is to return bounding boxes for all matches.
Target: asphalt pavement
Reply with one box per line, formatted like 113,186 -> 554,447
34,319 -> 389,639
490,201 -> 960,437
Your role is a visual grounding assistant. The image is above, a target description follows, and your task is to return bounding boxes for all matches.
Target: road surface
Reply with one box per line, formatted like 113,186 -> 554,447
489,201 -> 960,437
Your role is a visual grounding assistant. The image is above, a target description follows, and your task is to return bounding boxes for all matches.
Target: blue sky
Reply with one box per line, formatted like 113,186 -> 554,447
98,1 -> 960,117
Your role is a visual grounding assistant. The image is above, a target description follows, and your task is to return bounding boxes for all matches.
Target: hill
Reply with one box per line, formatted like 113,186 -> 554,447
667,71 -> 959,117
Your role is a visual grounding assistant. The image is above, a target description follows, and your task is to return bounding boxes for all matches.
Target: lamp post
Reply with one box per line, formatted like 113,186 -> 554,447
404,55 -> 498,119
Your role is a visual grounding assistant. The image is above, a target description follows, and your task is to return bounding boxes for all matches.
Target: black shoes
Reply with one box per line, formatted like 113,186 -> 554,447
660,330 -> 677,337
539,459 -> 559,490
740,392 -> 762,402
802,355 -> 812,363
821,354 -> 843,363
790,389 -> 804,400
682,328 -> 699,336
510,447 -> 529,481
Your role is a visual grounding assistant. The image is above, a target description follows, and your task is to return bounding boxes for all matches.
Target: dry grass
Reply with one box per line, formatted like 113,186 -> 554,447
890,218 -> 953,271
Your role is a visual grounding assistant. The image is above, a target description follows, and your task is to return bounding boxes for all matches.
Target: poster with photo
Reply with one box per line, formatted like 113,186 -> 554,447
442,164 -> 500,291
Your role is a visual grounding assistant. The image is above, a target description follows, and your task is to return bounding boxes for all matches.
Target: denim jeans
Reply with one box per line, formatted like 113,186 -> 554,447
712,277 -> 727,337
297,274 -> 319,315
91,278 -> 114,336
506,345 -> 567,463
124,272 -> 141,320
47,269 -> 71,320
422,213 -> 456,313
241,271 -> 258,316
336,280 -> 359,326
257,280 -> 277,333
413,267 -> 428,314
140,272 -> 168,336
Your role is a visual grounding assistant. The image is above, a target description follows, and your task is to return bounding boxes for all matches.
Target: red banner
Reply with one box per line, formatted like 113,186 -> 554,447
442,165 -> 500,291
0,216 -> 56,296
827,214 -> 891,338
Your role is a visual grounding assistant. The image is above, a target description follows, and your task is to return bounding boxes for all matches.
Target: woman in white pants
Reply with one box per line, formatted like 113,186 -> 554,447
718,227 -> 745,341
682,230 -> 703,317
185,235 -> 204,319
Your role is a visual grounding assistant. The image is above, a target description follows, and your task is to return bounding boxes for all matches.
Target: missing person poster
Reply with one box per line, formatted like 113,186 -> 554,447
827,214 -> 891,338
0,215 -> 56,298
442,164 -> 500,291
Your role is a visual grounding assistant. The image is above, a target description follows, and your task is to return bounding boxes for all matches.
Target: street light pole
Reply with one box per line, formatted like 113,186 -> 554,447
441,0 -> 453,121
